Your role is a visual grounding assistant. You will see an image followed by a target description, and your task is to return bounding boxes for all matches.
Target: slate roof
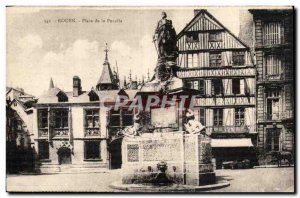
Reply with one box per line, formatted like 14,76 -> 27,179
97,62 -> 116,85
37,87 -> 138,104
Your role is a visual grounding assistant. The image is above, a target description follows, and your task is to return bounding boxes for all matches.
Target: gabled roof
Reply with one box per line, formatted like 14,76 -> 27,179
6,86 -> 36,99
11,98 -> 36,111
38,85 -> 69,103
6,87 -> 23,95
176,9 -> 249,49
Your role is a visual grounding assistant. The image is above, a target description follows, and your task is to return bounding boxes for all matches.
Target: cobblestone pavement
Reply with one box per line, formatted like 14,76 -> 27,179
7,167 -> 294,192
211,167 -> 294,192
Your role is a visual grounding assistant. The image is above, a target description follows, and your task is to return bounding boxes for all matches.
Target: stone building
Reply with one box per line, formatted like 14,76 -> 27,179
176,9 -> 257,168
249,8 -> 294,163
33,45 -> 139,173
6,87 -> 36,173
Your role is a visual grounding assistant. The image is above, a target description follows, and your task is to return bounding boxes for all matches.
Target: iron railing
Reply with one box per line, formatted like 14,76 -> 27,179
262,110 -> 294,121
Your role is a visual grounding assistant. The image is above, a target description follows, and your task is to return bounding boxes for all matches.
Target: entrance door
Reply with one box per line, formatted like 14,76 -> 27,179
58,147 -> 72,165
110,138 -> 122,169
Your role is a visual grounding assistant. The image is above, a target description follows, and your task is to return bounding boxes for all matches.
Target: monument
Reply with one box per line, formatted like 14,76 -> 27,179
111,12 -> 228,191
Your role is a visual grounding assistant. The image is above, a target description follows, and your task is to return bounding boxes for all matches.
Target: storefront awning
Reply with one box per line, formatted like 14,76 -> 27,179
211,138 -> 253,148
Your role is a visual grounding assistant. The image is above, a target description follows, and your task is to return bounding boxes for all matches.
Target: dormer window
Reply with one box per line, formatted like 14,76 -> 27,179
57,92 -> 68,102
89,91 -> 99,101
186,32 -> 199,43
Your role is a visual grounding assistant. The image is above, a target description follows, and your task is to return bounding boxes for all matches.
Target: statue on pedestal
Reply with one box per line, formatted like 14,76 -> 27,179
184,109 -> 206,135
153,11 -> 178,60
152,11 -> 179,84
119,114 -> 142,138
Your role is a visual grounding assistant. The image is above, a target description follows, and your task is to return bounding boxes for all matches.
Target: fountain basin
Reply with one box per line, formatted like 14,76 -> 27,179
120,132 -> 216,186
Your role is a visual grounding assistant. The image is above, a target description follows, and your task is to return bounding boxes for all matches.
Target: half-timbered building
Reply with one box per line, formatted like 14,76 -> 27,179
176,9 -> 257,168
249,8 -> 294,164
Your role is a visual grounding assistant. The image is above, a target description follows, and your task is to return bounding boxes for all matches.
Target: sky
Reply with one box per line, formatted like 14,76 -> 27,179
7,7 -> 243,97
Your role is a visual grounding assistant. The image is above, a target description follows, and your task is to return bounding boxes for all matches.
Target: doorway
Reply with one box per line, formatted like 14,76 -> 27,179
110,138 -> 122,169
57,147 -> 72,165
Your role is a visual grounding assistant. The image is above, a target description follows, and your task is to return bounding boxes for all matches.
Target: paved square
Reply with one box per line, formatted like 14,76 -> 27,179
7,167 -> 294,192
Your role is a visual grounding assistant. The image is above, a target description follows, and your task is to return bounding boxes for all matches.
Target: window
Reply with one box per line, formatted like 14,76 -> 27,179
38,141 -> 49,160
122,109 -> 133,126
57,92 -> 68,102
235,108 -> 245,126
89,92 -> 99,101
266,129 -> 280,152
209,52 -> 222,67
85,109 -> 99,129
213,108 -> 223,126
54,110 -> 68,129
232,79 -> 241,95
267,99 -> 280,120
211,79 -> 223,95
38,109 -> 48,129
84,141 -> 100,160
110,109 -> 121,128
109,108 -> 133,130
263,22 -> 282,45
266,54 -> 281,76
199,108 -> 206,126
266,90 -> 280,120
267,89 -> 280,98
186,80 -> 205,95
186,32 -> 199,43
209,32 -> 222,42
232,51 -> 245,66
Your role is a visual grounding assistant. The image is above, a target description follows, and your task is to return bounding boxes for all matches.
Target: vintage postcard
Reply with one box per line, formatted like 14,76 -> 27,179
6,6 -> 295,193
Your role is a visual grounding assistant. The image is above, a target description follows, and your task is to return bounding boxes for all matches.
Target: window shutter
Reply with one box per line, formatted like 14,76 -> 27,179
211,80 -> 215,96
221,52 -> 226,66
206,108 -> 213,127
224,108 -> 230,127
38,111 -> 42,128
240,79 -> 245,95
206,80 -> 212,95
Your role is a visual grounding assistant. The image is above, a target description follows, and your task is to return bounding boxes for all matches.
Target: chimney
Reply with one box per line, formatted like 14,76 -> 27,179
73,76 -> 82,97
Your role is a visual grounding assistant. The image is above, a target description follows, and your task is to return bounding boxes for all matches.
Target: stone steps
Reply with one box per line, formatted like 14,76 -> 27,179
37,163 -> 109,174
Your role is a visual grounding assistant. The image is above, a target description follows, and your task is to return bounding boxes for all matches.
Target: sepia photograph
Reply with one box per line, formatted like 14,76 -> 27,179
5,6 -> 295,193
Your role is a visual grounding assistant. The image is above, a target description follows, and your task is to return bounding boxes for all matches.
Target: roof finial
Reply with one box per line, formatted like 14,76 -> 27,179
104,43 -> 109,62
49,77 -> 54,89
124,75 -> 127,89
129,69 -> 132,82
142,75 -> 145,84
147,68 -> 150,81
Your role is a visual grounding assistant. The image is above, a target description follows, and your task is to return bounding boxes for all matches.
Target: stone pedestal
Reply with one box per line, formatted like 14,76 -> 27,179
121,132 -> 215,186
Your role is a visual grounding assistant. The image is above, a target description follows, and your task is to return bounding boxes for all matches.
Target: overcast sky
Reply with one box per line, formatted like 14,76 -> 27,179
7,7 -> 244,97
